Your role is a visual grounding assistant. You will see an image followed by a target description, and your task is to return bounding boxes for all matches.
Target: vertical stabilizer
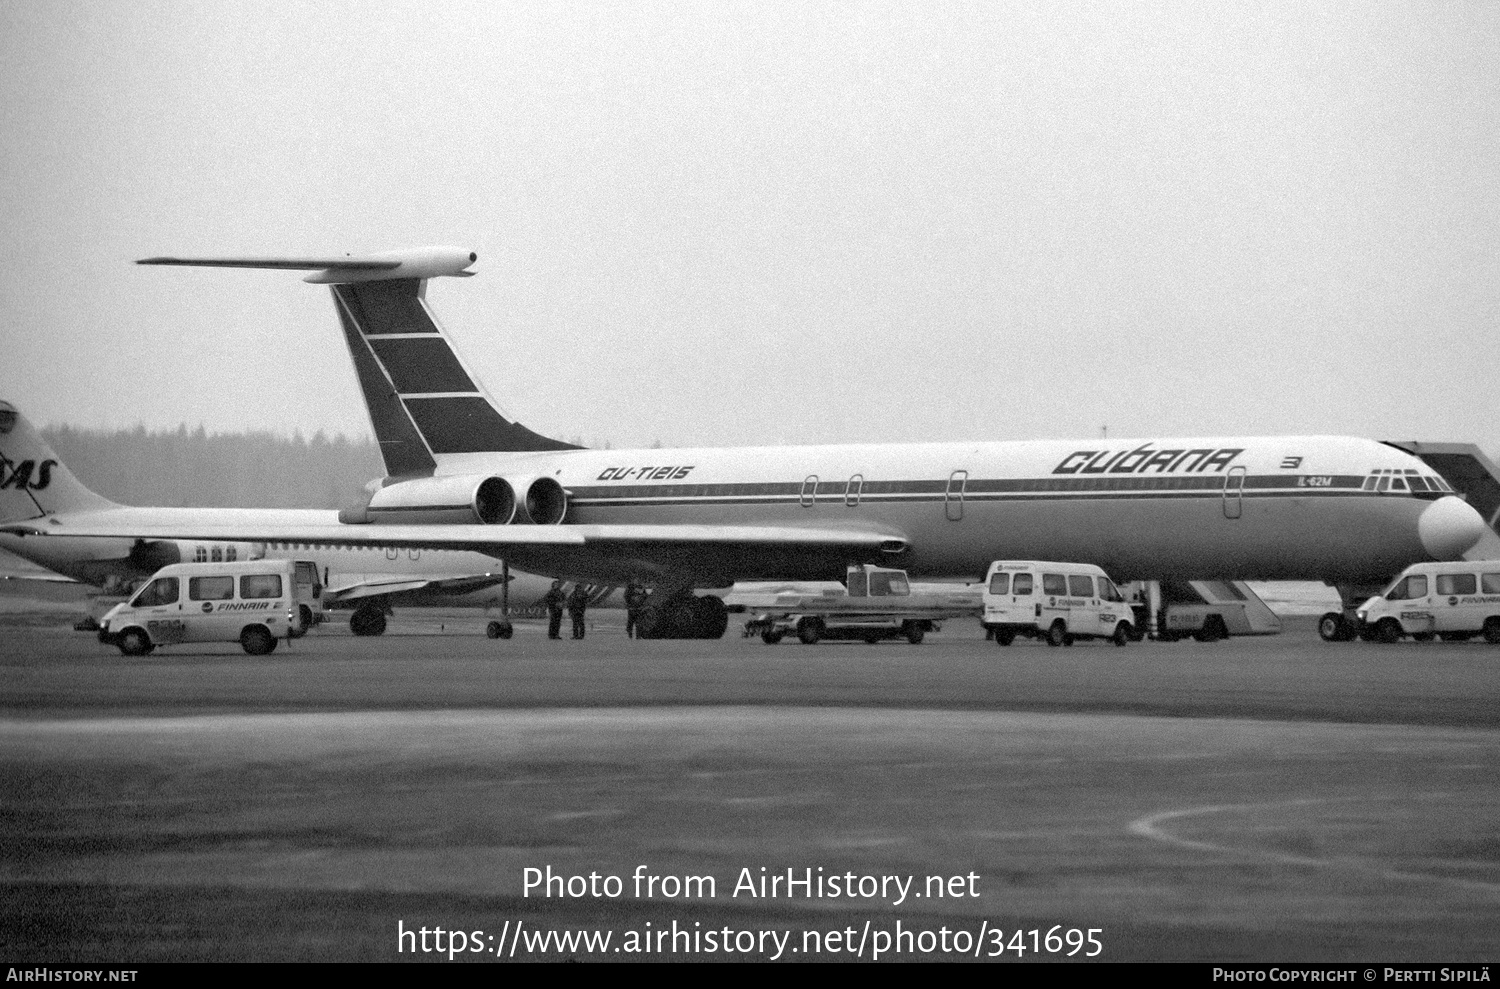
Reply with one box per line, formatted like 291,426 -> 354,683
137,247 -> 580,476
329,279 -> 579,476
0,402 -> 117,521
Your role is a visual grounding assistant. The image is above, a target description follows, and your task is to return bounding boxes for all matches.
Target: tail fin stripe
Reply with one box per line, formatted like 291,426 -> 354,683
366,337 -> 477,395
331,292 -> 438,477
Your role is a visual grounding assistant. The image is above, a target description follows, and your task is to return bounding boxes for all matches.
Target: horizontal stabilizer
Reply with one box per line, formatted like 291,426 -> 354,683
137,246 -> 478,284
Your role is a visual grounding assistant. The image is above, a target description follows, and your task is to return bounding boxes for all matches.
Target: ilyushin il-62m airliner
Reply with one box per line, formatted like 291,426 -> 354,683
3,246 -> 1485,639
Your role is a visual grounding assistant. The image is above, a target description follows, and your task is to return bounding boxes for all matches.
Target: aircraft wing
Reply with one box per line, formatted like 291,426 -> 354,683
0,570 -> 79,584
324,574 -> 508,604
0,520 -> 909,582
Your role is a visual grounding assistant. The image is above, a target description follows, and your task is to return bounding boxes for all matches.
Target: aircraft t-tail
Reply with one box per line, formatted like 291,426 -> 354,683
5,246 -> 1486,639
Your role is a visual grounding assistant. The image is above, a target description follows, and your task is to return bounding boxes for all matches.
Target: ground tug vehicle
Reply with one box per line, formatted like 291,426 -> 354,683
741,564 -> 981,645
99,560 -> 305,655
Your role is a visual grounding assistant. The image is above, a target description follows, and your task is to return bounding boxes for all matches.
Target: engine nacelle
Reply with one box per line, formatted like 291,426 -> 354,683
365,474 -> 515,525
513,475 -> 568,525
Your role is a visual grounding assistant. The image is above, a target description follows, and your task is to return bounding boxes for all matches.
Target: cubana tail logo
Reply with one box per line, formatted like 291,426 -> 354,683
0,459 -> 56,491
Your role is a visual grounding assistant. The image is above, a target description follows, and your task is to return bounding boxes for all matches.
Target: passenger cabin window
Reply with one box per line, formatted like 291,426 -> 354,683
1483,574 -> 1500,594
131,577 -> 179,607
1012,574 -> 1033,595
239,574 -> 284,599
189,576 -> 235,601
1068,575 -> 1094,597
989,573 -> 1010,595
868,571 -> 908,596
1387,575 -> 1428,600
1436,573 -> 1477,596
1042,574 -> 1068,596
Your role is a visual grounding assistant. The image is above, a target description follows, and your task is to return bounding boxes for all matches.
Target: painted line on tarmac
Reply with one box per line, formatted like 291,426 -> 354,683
1128,796 -> 1500,897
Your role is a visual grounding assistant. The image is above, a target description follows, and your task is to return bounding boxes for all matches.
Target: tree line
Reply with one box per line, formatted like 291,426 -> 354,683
42,424 -> 385,510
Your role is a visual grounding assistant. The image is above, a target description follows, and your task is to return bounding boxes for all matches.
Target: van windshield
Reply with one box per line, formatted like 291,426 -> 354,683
130,577 -> 179,608
1385,574 -> 1428,600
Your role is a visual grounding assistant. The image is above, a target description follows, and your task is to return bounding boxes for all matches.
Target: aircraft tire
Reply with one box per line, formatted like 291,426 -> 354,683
487,620 -> 513,640
1375,619 -> 1403,644
350,607 -> 387,637
903,621 -> 925,645
240,625 -> 277,656
1045,621 -> 1067,647
117,628 -> 152,657
761,630 -> 784,645
692,595 -> 729,640
1112,623 -> 1131,647
1484,618 -> 1500,644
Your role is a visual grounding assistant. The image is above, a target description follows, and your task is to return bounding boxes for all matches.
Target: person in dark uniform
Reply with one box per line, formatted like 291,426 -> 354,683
568,583 -> 591,640
542,580 -> 566,640
624,581 -> 648,639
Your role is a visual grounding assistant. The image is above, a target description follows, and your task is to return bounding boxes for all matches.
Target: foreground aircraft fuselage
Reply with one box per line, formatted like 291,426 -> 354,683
416,435 -> 1475,586
46,245 -> 1479,640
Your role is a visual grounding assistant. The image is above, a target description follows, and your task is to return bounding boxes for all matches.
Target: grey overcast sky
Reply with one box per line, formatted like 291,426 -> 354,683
2,1 -> 1497,451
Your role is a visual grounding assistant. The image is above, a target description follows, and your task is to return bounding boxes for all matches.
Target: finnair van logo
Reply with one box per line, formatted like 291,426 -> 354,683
0,459 -> 56,491
1052,446 -> 1244,475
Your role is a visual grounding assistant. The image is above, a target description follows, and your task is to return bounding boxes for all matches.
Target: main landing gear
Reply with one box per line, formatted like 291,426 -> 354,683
350,604 -> 388,637
636,591 -> 730,640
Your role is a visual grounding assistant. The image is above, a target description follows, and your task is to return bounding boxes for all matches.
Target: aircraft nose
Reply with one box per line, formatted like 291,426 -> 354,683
1419,495 -> 1489,560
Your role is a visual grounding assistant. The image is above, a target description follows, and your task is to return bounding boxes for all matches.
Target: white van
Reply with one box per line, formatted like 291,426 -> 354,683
982,561 -> 1134,647
1356,561 -> 1500,643
100,560 -> 303,656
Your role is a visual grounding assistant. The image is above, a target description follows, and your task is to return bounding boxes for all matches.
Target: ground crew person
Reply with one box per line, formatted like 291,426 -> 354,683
624,581 -> 648,639
542,580 -> 566,640
568,583 -> 591,640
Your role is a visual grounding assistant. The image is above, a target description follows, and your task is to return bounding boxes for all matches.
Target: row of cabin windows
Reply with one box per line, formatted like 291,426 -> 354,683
1386,572 -> 1500,600
131,574 -> 284,607
989,572 -> 1125,602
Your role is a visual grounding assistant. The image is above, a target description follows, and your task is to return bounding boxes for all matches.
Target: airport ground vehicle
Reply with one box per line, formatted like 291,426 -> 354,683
1354,561 -> 1500,643
290,560 -> 325,636
742,564 -> 980,645
982,561 -> 1134,646
1121,579 -> 1282,642
98,560 -> 304,655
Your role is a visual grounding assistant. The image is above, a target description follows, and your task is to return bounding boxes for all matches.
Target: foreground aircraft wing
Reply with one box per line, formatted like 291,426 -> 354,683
0,520 -> 908,582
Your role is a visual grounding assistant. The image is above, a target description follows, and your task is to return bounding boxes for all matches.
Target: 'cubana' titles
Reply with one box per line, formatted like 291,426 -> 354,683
1053,445 -> 1244,476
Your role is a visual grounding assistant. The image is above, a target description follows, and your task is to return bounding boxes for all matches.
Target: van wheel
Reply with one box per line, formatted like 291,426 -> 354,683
1112,623 -> 1131,647
995,629 -> 1015,647
797,617 -> 823,645
762,630 -> 784,645
1318,613 -> 1348,642
904,621 -> 925,645
241,626 -> 277,656
1375,619 -> 1403,644
1045,621 -> 1067,647
1484,619 -> 1500,644
117,628 -> 152,656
